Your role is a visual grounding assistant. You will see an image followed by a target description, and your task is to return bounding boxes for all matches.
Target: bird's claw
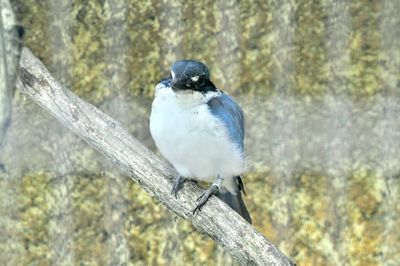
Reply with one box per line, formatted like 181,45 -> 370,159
171,175 -> 184,198
192,184 -> 219,215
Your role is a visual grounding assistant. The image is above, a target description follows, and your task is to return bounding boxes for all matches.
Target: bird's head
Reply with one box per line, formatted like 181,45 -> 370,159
170,60 -> 213,93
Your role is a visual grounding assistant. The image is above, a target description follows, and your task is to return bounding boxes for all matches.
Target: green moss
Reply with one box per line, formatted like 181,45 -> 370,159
6,0 -> 400,265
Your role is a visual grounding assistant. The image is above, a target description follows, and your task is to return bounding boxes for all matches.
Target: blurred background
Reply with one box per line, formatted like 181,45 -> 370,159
1,0 -> 399,265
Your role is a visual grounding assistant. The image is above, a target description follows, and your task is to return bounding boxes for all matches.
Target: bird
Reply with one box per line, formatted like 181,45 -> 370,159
149,60 -> 251,223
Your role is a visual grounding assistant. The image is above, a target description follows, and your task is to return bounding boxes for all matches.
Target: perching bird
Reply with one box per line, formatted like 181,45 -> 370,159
150,60 -> 251,223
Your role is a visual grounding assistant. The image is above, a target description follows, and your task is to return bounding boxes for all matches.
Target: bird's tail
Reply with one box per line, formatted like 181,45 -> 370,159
217,177 -> 252,224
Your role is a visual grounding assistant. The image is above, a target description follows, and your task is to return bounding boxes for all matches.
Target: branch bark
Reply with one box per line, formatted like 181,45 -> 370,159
0,0 -> 23,148
16,47 -> 295,266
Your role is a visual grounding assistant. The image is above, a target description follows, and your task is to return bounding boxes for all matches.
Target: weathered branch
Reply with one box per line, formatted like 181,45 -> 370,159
0,0 -> 23,147
16,47 -> 295,266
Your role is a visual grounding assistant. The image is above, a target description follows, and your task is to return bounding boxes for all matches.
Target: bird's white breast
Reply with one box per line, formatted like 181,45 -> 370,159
149,86 -> 244,186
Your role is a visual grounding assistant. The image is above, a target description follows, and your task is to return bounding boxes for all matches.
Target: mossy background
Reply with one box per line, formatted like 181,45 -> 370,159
1,0 -> 399,265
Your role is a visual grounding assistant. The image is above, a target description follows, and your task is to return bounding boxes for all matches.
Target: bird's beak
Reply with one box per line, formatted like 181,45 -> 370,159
171,76 -> 191,91
170,78 -> 178,90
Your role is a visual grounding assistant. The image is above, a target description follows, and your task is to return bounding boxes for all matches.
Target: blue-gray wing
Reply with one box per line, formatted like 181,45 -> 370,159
207,92 -> 244,151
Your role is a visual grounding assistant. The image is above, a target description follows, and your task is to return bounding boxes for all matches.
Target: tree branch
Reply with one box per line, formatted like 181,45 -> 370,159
16,47 -> 295,266
0,0 -> 23,148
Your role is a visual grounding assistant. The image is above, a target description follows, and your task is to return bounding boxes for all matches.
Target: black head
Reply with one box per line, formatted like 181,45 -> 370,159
169,60 -> 216,93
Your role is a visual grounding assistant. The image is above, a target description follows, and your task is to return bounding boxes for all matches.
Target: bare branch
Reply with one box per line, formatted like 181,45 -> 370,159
16,47 -> 295,266
0,0 -> 23,147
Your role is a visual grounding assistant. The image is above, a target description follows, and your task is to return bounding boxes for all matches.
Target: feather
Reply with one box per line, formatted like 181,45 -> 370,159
207,92 -> 244,152
217,188 -> 252,224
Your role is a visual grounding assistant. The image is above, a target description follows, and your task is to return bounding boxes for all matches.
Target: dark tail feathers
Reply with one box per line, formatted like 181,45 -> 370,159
217,187 -> 252,224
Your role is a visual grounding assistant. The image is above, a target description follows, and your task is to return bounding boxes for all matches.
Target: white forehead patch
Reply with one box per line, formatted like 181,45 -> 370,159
171,70 -> 176,79
191,76 -> 199,82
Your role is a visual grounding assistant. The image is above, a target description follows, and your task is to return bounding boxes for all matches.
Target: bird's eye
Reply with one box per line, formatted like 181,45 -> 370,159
198,75 -> 205,86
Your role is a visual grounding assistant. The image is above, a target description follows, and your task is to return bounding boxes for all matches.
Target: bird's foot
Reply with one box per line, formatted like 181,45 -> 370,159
171,175 -> 185,198
192,184 -> 220,215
